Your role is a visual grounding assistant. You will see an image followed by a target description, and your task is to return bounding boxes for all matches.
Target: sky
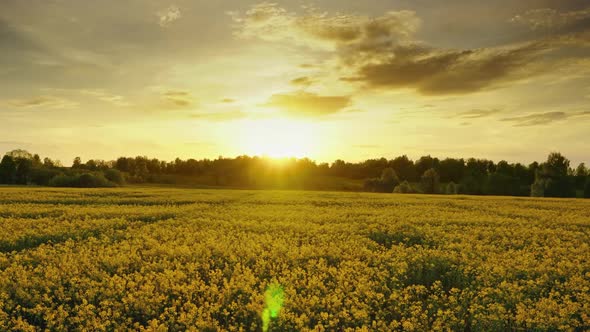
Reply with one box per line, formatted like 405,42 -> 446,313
1,0 -> 589,165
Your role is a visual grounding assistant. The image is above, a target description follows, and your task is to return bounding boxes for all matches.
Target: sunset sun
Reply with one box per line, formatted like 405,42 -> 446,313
238,118 -> 316,158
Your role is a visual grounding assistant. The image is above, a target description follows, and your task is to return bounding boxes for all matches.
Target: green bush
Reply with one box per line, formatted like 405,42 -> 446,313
393,181 -> 418,193
48,173 -> 115,188
104,169 -> 125,185
445,181 -> 458,195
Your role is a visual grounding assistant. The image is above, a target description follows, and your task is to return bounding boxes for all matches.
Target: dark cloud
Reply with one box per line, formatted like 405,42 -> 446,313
346,42 -> 549,95
511,7 -> 590,32
263,91 -> 352,117
236,3 -> 590,96
500,111 -> 590,126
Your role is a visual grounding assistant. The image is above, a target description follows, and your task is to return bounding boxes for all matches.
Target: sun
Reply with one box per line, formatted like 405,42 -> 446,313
238,118 -> 316,158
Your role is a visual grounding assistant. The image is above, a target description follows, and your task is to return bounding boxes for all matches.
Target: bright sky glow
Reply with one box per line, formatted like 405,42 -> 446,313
1,1 -> 589,164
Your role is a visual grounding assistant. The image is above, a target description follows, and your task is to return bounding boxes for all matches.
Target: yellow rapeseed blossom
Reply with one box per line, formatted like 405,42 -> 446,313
0,187 -> 588,330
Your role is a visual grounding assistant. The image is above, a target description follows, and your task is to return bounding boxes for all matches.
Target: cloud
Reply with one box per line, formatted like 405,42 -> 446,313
290,76 -> 314,87
500,111 -> 590,126
233,3 -> 580,96
162,90 -> 194,108
299,63 -> 316,69
157,5 -> 182,27
230,3 -> 420,48
511,7 -> 590,31
263,91 -> 352,116
79,89 -> 129,106
455,109 -> 502,119
4,95 -> 77,109
220,98 -> 236,103
345,42 -> 550,95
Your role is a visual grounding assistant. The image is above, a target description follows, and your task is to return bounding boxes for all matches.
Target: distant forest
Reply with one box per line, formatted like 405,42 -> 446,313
0,149 -> 589,198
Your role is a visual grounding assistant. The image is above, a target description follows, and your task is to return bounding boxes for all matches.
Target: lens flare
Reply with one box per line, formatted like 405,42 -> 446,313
262,282 -> 284,332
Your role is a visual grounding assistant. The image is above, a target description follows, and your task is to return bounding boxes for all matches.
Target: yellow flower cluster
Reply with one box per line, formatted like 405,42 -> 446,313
0,187 -> 588,331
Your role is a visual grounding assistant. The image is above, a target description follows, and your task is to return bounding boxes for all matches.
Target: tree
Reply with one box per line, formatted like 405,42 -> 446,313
445,181 -> 458,195
460,175 -> 485,195
390,155 -> 417,181
495,160 -> 513,176
543,152 -> 570,178
531,152 -> 575,198
421,168 -> 440,194
85,159 -> 98,171
6,149 -> 33,160
15,158 -> 32,184
115,157 -> 131,172
73,157 -> 82,168
575,163 -> 588,189
575,163 -> 588,177
486,173 -> 521,196
104,169 -> 125,185
43,157 -> 55,168
378,167 -> 399,192
584,177 -> 590,198
393,181 -> 416,193
415,155 -> 439,178
32,154 -> 42,167
531,180 -> 545,197
0,155 -> 17,184
363,168 -> 399,193
438,158 -> 464,183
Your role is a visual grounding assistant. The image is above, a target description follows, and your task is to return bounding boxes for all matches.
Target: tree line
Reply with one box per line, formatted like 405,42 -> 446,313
0,149 -> 589,198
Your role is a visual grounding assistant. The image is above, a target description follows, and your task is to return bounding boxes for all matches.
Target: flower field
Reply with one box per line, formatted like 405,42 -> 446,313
0,187 -> 588,331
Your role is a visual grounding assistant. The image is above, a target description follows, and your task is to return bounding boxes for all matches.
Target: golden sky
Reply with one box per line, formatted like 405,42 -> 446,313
1,0 -> 589,164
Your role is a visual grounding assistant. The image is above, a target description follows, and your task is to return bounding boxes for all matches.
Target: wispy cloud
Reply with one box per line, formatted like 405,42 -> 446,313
3,95 -> 78,109
79,89 -> 130,106
162,90 -> 194,108
501,111 -> 590,126
158,5 -> 182,27
263,91 -> 352,117
455,109 -> 502,119
511,7 -> 590,31
230,3 -> 420,48
290,76 -> 314,87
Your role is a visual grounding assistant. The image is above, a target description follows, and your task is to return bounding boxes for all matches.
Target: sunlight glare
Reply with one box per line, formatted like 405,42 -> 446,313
238,119 -> 316,158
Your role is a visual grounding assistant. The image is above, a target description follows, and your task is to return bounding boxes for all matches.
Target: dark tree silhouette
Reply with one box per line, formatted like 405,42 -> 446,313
421,168 -> 440,194
531,152 -> 575,198
0,155 -> 17,184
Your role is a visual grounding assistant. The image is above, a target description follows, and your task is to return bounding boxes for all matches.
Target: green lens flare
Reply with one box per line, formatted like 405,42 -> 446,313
262,283 -> 284,332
